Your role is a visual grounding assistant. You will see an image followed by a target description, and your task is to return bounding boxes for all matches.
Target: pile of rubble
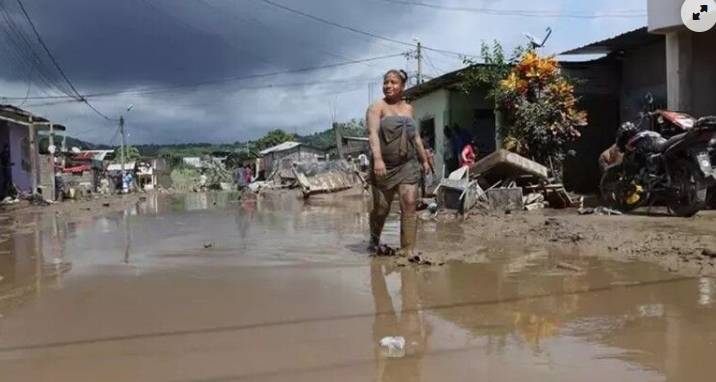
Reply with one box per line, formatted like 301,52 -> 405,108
432,149 -> 582,215
201,158 -> 234,190
252,159 -> 363,197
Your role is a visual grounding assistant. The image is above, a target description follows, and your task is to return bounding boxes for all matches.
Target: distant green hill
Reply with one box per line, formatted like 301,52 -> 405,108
60,119 -> 366,158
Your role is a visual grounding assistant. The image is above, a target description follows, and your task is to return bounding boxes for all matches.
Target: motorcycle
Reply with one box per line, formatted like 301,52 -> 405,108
645,107 -> 716,208
600,108 -> 716,217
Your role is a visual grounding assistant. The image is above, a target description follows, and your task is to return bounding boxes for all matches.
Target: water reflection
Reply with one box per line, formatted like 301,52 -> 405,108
0,214 -> 71,315
371,260 -> 427,381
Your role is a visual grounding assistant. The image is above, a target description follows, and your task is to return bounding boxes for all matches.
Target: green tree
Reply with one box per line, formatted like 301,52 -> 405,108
114,145 -> 141,161
256,129 -> 295,150
459,41 -> 523,100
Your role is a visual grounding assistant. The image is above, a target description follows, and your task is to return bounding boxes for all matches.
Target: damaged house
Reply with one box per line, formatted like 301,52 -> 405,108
259,141 -> 324,182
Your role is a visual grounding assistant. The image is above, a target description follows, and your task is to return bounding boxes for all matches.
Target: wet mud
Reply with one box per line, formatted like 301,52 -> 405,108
1,190 -> 715,381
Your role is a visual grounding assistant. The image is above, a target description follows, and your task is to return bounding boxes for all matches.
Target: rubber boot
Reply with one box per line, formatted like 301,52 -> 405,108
400,212 -> 417,257
369,210 -> 388,249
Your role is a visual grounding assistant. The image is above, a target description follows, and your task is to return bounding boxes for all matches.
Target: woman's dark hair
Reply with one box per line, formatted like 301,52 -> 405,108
384,69 -> 408,85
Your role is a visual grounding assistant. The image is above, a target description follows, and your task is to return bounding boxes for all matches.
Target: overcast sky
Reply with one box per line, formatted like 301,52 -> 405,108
0,0 -> 647,145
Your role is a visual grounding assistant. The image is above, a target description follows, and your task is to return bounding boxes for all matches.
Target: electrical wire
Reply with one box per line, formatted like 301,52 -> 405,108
14,0 -> 117,121
376,0 -> 647,19
1,53 -> 404,100
255,0 -> 477,58
194,0 -> 384,70
0,1 -> 74,98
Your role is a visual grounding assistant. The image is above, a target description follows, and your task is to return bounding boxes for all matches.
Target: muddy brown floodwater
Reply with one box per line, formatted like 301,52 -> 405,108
1,191 -> 716,381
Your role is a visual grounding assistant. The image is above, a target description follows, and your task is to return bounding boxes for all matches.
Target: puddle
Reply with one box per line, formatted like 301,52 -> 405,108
0,192 -> 715,381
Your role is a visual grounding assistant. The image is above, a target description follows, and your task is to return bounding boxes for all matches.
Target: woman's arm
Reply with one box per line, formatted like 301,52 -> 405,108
367,103 -> 386,176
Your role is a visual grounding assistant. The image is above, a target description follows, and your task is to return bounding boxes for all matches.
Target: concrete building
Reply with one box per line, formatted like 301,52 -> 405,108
405,60 -> 618,191
648,0 -> 716,116
0,105 -> 66,198
405,69 -> 496,179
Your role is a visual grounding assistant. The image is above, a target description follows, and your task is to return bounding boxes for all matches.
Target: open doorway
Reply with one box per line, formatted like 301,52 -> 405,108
0,125 -> 12,198
419,117 -> 435,151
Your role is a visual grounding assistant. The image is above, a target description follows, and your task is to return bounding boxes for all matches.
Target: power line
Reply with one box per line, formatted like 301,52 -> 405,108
256,0 -> 413,48
255,0 -> 477,58
13,0 -> 116,121
0,1 -> 75,98
193,0 -> 383,70
2,53 -> 403,100
377,0 -> 647,18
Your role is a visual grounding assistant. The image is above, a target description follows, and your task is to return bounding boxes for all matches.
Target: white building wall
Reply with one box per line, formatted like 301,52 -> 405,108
410,89 -> 450,177
648,0 -> 683,33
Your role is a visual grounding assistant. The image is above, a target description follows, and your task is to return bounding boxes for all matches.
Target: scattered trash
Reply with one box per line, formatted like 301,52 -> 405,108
702,249 -> 716,259
203,242 -> 214,249
25,194 -> 50,206
578,206 -> 623,216
486,187 -> 524,211
0,196 -> 19,205
427,202 -> 438,213
556,262 -> 583,272
102,203 -> 111,207
293,160 -> 361,197
371,244 -> 397,257
434,167 -> 484,213
470,149 -> 549,182
379,336 -> 406,358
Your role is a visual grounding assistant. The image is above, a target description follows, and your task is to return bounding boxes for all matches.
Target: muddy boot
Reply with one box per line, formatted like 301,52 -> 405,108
369,211 -> 388,251
399,213 -> 417,257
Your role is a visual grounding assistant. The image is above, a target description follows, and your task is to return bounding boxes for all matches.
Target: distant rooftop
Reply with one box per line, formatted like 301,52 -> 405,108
259,141 -> 302,155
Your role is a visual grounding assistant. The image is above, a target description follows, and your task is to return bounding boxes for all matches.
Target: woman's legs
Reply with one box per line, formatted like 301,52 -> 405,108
398,184 -> 418,256
370,186 -> 396,248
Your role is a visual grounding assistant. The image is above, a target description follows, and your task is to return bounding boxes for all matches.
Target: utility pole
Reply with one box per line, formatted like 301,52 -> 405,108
49,122 -> 55,201
119,116 -> 126,179
28,115 -> 38,195
416,40 -> 423,85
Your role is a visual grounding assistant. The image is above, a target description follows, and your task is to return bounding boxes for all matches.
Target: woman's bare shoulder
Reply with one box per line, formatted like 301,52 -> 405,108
368,99 -> 386,112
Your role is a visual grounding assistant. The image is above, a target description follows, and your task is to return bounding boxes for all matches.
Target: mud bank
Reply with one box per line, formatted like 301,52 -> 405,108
399,207 -> 716,277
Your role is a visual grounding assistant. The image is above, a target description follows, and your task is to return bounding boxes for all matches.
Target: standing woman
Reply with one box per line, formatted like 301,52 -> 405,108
367,69 -> 430,256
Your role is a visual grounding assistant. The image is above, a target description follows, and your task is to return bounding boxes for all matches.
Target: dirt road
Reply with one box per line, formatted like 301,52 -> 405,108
0,191 -> 715,381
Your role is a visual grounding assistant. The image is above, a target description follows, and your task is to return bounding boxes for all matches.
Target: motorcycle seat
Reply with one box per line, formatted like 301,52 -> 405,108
655,132 -> 687,152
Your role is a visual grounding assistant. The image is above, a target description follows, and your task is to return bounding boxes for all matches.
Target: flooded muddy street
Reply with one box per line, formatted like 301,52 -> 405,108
1,192 -> 716,381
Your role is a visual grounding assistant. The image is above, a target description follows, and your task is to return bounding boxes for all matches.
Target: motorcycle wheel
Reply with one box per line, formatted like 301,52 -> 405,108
599,166 -> 642,212
667,165 -> 708,217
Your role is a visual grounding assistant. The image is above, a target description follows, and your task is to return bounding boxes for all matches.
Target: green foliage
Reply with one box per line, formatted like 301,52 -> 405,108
299,119 -> 366,151
458,41 -> 525,100
255,129 -> 296,150
66,120 -> 365,162
114,145 -> 141,161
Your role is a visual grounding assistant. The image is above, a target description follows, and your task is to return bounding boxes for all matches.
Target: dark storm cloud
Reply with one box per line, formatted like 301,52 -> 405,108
0,0 -> 418,90
0,0 -> 646,144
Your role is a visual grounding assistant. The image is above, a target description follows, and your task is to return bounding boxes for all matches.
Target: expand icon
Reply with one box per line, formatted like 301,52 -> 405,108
682,0 -> 716,32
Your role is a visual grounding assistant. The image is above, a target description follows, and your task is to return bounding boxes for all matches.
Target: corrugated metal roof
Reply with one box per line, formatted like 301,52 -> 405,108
259,141 -> 302,155
182,157 -> 203,168
107,162 -> 136,171
561,27 -> 661,55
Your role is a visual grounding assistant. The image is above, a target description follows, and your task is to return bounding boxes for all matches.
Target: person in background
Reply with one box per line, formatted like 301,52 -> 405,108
236,166 -> 247,189
442,126 -> 457,173
460,138 -> 478,168
599,143 -> 623,173
243,165 -> 253,185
